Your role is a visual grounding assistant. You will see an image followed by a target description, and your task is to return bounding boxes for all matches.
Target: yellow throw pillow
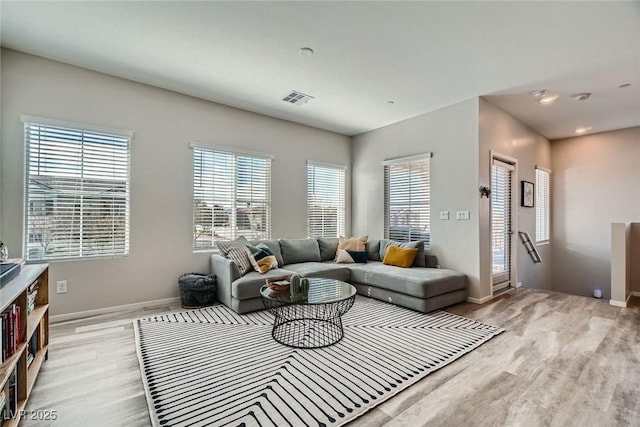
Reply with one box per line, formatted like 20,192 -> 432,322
382,245 -> 418,268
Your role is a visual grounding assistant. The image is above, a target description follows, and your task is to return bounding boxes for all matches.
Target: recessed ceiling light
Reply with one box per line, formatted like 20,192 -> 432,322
619,83 -> 631,88
574,93 -> 591,101
539,95 -> 559,105
533,89 -> 558,105
298,47 -> 314,57
575,126 -> 592,134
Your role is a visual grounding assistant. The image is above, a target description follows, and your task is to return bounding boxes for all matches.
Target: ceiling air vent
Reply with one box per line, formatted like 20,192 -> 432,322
282,90 -> 314,105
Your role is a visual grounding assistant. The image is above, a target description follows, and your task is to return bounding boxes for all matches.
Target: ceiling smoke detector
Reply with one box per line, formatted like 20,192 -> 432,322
282,90 -> 314,105
574,93 -> 592,101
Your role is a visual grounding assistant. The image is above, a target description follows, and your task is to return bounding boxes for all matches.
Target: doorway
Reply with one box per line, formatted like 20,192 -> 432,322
491,155 -> 517,293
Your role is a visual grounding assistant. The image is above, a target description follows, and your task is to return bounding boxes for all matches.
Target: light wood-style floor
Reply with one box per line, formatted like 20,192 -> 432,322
23,289 -> 640,427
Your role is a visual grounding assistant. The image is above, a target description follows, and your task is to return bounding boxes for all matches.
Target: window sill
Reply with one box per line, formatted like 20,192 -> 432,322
193,248 -> 220,255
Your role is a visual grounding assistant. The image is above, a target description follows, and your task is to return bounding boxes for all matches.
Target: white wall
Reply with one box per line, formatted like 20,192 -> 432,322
352,98 -> 483,299
0,49 -> 351,315
479,99 -> 552,294
551,127 -> 640,299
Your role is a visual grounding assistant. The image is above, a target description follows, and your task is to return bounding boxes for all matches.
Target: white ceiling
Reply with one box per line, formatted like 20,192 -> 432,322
1,1 -> 639,139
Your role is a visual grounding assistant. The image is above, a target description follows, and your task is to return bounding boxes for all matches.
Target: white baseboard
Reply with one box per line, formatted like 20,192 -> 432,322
50,297 -> 181,323
632,291 -> 640,297
609,299 -> 627,308
467,295 -> 493,304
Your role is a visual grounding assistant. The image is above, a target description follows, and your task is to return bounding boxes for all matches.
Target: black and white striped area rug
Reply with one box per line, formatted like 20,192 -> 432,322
134,296 -> 503,427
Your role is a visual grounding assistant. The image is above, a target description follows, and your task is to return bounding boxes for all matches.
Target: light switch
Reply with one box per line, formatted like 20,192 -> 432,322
440,211 -> 450,220
456,210 -> 470,220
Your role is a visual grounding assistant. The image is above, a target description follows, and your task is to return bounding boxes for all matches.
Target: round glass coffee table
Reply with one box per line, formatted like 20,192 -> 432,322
260,278 -> 356,349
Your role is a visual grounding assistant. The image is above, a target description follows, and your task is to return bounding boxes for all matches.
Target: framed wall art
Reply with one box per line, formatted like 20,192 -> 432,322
521,180 -> 534,207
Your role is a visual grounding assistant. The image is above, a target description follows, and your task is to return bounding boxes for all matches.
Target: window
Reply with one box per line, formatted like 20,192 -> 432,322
535,167 -> 551,243
192,144 -> 272,249
307,162 -> 346,238
23,116 -> 131,261
383,153 -> 431,247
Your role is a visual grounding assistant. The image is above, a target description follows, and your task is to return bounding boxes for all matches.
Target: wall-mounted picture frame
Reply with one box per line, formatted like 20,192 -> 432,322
521,181 -> 534,207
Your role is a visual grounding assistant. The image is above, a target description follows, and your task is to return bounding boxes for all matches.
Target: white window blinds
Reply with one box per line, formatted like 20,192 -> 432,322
23,117 -> 131,261
193,144 -> 272,249
536,168 -> 551,243
383,154 -> 431,247
307,162 -> 346,238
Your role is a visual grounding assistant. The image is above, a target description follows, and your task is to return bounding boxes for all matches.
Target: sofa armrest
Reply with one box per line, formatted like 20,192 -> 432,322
211,254 -> 240,308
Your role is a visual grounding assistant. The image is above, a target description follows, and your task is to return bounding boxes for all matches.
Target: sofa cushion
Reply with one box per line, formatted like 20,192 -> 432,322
231,268 -> 295,300
366,239 -> 381,261
351,283 -> 468,313
382,245 -> 418,268
379,239 -> 426,267
248,239 -> 284,267
317,238 -> 340,261
348,261 -> 466,298
284,262 -> 351,282
280,239 -> 321,265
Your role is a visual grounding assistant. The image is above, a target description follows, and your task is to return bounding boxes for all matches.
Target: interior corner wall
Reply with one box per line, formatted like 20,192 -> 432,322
351,98 -> 483,299
0,49 -> 351,315
478,98 -> 552,293
551,126 -> 640,300
631,223 -> 640,293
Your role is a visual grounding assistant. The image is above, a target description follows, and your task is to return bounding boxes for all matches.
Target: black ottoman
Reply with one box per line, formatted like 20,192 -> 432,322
178,273 -> 217,308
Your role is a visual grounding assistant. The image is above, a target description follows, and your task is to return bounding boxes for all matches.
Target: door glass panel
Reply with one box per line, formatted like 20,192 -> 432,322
491,162 -> 512,286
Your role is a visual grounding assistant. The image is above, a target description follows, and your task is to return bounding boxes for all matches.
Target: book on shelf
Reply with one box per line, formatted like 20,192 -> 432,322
26,281 -> 40,315
2,366 -> 17,420
0,304 -> 21,363
26,325 -> 39,368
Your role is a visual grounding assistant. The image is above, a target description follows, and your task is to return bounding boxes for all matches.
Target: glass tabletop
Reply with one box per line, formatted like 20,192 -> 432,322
260,277 -> 356,305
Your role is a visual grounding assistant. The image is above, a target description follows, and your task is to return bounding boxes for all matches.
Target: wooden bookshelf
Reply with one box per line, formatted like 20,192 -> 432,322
0,264 -> 49,426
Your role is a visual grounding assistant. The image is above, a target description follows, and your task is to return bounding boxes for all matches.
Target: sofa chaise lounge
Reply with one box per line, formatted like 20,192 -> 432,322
211,237 -> 467,314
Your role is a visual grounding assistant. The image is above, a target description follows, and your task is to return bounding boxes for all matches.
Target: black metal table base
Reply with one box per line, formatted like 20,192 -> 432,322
262,295 -> 355,349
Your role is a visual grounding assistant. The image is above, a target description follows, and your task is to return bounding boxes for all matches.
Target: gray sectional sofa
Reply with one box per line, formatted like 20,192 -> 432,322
211,237 -> 467,314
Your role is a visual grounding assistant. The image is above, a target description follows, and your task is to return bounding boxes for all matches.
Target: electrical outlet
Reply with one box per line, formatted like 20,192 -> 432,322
439,211 -> 450,220
56,280 -> 68,294
456,210 -> 470,220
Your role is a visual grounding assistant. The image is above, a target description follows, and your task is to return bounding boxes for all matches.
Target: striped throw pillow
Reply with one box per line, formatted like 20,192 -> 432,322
216,237 -> 253,276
